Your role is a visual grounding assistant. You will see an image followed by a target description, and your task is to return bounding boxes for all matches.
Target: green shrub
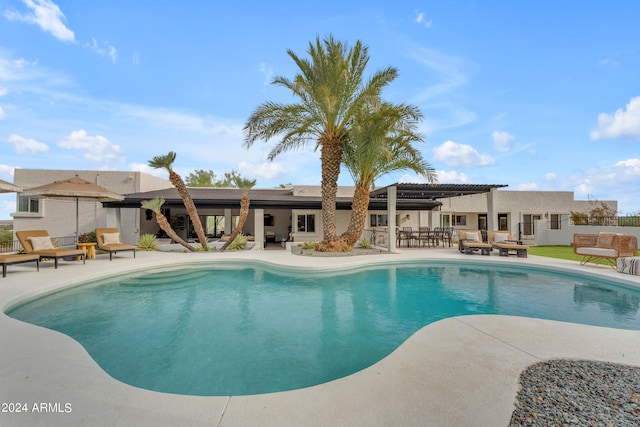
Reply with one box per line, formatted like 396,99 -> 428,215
358,237 -> 373,249
302,241 -> 316,250
137,233 -> 159,251
0,230 -> 12,244
228,233 -> 247,251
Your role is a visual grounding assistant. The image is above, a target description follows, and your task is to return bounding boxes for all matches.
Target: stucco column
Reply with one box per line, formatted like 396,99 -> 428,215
224,209 -> 232,234
487,188 -> 497,231
254,208 -> 264,250
388,186 -> 397,252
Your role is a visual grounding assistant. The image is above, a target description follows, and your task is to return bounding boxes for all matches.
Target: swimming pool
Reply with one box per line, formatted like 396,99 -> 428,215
7,261 -> 640,396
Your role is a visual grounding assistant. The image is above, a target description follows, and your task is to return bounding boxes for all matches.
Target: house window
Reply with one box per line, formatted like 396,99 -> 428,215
297,214 -> 315,232
523,214 -> 541,235
18,196 -> 40,213
498,214 -> 508,231
441,214 -> 451,228
370,214 -> 388,227
550,214 -> 560,230
453,215 -> 466,226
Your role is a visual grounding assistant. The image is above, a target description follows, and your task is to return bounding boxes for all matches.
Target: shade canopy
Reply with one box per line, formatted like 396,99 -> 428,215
22,176 -> 124,201
0,179 -> 22,194
22,176 -> 124,242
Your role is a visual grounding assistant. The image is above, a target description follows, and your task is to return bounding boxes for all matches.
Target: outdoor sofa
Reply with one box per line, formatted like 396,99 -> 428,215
573,232 -> 638,268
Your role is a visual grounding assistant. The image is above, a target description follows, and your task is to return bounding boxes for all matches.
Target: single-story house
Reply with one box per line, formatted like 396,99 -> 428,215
9,169 -> 617,249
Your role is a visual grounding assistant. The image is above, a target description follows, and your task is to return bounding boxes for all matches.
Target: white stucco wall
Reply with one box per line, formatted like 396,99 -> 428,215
12,169 -> 171,243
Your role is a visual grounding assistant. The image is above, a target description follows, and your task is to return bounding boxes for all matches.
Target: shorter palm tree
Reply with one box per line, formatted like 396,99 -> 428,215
220,177 -> 256,252
141,197 -> 195,252
149,152 -> 209,251
341,101 -> 436,247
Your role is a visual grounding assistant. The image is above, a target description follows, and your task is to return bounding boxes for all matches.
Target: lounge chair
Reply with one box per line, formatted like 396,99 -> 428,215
16,230 -> 86,268
458,230 -> 492,255
488,230 -> 529,258
96,228 -> 136,260
0,254 -> 40,277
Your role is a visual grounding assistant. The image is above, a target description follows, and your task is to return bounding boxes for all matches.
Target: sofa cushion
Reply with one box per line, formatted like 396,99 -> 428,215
575,247 -> 617,257
596,232 -> 617,248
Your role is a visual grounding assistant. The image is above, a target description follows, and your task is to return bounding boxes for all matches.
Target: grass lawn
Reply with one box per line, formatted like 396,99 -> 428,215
528,245 -> 583,262
529,245 -> 639,266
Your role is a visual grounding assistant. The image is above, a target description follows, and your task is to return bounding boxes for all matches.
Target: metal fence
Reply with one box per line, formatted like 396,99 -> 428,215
569,216 -> 640,227
0,236 -> 77,253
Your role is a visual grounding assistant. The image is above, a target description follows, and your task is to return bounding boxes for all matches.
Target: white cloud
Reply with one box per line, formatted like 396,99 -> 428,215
84,37 -> 118,62
414,11 -> 432,28
0,164 -> 16,178
129,163 -> 168,179
517,182 -> 539,191
591,96 -> 640,140
58,130 -> 121,162
432,140 -> 494,168
259,62 -> 274,86
0,87 -> 7,96
4,0 -> 75,43
492,130 -> 514,152
544,172 -> 557,181
0,105 -> 5,119
8,134 -> 49,153
400,170 -> 468,184
238,161 -> 285,180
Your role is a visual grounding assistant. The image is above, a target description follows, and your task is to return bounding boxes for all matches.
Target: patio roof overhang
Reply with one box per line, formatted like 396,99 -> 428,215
102,186 -> 446,211
369,183 -> 508,200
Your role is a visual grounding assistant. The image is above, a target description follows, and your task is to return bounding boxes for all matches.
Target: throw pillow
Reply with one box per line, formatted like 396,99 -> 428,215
465,231 -> 480,242
102,232 -> 121,245
29,236 -> 55,251
494,232 -> 509,243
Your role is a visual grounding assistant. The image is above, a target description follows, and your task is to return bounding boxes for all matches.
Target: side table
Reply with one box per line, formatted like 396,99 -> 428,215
77,242 -> 97,260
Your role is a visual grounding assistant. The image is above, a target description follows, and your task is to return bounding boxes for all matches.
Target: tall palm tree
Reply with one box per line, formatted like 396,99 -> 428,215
341,101 -> 437,247
148,152 -> 209,251
220,177 -> 256,252
244,35 -> 398,248
141,197 -> 195,251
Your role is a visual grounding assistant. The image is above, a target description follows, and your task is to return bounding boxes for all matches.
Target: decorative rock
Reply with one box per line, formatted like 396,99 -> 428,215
510,359 -> 640,426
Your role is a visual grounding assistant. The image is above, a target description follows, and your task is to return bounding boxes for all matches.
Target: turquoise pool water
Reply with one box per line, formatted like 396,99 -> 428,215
7,261 -> 640,396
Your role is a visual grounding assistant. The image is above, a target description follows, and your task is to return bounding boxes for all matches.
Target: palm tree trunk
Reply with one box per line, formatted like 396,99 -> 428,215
320,140 -> 342,241
342,181 -> 371,247
220,196 -> 250,252
169,171 -> 209,251
155,211 -> 195,251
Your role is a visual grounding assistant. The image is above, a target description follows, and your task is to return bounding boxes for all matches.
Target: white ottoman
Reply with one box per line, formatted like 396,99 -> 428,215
617,257 -> 640,275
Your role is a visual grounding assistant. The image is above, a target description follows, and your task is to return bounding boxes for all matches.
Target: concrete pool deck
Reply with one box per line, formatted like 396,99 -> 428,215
1,248 -> 640,427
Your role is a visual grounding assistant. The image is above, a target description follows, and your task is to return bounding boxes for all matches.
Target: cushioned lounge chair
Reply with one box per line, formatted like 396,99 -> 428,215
458,230 -> 492,255
0,254 -> 40,277
488,230 -> 529,258
96,228 -> 136,260
16,230 -> 86,269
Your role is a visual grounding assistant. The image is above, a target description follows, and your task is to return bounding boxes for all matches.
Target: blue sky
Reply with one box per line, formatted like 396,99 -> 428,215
1,0 -> 640,220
